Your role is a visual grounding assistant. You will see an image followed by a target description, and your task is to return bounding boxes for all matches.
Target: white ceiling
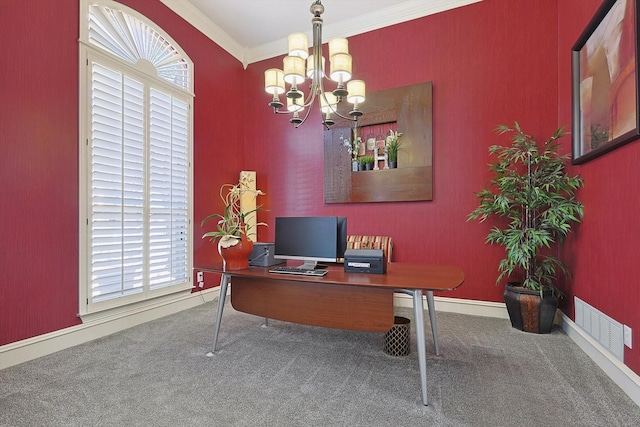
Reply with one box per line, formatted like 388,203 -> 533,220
159,0 -> 482,66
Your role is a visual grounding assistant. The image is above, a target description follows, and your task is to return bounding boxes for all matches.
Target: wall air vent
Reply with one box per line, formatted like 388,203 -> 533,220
574,297 -> 624,361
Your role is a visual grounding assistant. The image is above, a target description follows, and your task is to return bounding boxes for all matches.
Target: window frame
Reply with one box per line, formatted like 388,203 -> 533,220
78,0 -> 194,318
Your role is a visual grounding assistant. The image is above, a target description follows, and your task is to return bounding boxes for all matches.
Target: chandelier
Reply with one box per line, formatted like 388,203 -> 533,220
264,0 -> 365,128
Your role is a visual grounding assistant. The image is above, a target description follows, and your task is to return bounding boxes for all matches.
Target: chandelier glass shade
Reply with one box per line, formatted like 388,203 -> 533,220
264,0 -> 365,128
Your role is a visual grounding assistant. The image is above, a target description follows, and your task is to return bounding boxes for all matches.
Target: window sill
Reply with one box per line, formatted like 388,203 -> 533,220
79,286 -> 194,325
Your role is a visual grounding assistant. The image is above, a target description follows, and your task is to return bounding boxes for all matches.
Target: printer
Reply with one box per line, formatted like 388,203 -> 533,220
343,248 -> 386,274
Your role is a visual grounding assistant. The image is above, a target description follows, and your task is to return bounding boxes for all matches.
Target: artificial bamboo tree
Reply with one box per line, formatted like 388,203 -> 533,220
468,122 -> 584,297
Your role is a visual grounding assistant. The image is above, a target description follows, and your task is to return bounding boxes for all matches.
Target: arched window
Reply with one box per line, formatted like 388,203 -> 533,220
86,2 -> 191,91
79,0 -> 194,316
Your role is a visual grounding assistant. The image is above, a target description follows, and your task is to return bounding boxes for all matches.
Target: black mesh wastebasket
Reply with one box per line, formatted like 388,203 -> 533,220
383,316 -> 410,356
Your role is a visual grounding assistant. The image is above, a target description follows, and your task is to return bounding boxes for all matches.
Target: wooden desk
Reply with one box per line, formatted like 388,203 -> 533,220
196,263 -> 464,405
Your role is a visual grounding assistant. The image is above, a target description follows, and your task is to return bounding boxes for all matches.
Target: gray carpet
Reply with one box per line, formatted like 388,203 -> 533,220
1,298 -> 639,427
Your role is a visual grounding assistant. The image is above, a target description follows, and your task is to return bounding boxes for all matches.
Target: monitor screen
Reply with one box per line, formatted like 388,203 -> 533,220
274,216 -> 347,269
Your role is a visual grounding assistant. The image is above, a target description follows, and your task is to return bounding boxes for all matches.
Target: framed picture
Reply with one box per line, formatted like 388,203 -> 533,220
571,0 -> 639,164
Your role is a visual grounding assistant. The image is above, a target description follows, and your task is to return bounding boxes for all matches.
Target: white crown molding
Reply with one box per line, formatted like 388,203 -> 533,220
160,0 -> 482,67
247,0 -> 484,64
159,0 -> 248,67
326,0 -> 483,41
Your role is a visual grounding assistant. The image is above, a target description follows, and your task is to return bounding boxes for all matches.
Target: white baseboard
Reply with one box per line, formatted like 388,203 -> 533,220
559,312 -> 640,407
2,290 -> 639,409
0,288 -> 220,371
395,294 -> 640,408
394,293 -> 510,319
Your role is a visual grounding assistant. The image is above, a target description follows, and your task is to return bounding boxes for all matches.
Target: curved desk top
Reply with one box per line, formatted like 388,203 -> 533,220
196,262 -> 465,292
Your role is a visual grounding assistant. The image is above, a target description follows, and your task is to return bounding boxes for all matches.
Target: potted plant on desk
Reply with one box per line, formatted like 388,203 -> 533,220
201,174 -> 267,270
467,122 -> 584,333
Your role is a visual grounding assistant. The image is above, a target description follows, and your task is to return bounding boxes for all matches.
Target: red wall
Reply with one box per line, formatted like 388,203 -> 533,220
558,0 -> 640,374
242,0 -> 640,374
1,0 -> 81,344
244,0 -> 559,302
1,0 -> 638,376
0,0 -> 245,344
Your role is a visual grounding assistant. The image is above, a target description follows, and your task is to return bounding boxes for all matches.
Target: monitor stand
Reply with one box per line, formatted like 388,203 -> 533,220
296,260 -> 318,270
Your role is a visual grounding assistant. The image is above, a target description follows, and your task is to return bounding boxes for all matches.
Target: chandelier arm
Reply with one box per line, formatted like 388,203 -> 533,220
271,87 -> 317,115
293,86 -> 317,128
272,109 -> 294,115
296,83 -> 318,109
294,101 -> 314,128
325,99 -> 358,121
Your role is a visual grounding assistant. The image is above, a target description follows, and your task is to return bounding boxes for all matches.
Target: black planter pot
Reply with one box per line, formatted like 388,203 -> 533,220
503,283 -> 558,334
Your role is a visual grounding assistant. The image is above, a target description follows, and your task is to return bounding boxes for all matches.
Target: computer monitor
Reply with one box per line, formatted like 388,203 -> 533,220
274,216 -> 347,269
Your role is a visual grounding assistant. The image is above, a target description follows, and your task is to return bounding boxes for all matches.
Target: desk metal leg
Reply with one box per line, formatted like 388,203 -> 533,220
397,289 -> 439,356
425,291 -> 440,356
412,289 -> 429,406
207,273 -> 230,356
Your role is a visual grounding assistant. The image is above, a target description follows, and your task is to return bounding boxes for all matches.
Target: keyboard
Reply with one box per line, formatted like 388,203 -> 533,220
268,266 -> 328,276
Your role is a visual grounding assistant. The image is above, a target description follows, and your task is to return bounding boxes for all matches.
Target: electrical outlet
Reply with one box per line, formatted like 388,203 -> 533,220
198,281 -> 204,288
197,271 -> 204,282
623,325 -> 632,349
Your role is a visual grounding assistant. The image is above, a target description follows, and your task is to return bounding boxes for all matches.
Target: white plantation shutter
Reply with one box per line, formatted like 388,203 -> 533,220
148,89 -> 189,291
90,63 -> 146,302
89,61 -> 190,304
80,1 -> 193,313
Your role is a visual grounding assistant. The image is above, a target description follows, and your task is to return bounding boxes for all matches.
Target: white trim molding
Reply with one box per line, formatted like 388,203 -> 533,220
245,0 -> 485,65
0,288 -> 219,371
394,293 -> 510,319
159,0 -> 483,67
2,291 -> 638,409
395,293 -> 640,408
158,0 -> 247,66
560,312 -> 640,407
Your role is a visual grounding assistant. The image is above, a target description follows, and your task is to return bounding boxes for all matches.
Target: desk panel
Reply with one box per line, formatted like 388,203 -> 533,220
231,276 -> 395,332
